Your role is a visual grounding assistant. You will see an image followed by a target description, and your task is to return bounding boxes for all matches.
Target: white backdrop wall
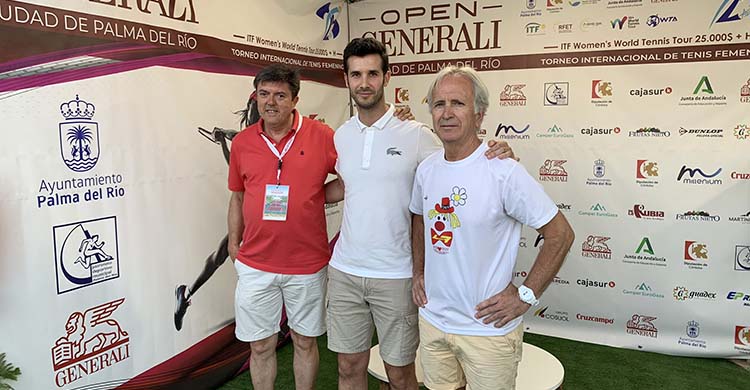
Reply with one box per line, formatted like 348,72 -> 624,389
0,0 -> 349,388
349,0 -> 750,358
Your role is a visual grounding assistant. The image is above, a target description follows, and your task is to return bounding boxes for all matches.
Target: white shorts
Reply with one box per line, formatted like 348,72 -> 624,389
234,261 -> 327,342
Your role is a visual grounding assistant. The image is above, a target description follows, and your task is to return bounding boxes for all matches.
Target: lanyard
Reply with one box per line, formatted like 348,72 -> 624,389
260,115 -> 304,185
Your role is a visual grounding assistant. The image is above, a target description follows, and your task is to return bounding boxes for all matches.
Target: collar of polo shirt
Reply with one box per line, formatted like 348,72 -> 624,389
356,103 -> 395,132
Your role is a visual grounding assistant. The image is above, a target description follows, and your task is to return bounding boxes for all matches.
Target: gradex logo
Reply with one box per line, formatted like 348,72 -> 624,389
316,2 -> 341,40
59,95 -> 100,172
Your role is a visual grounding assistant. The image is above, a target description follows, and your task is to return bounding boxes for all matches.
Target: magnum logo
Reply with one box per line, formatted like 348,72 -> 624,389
358,2 -> 501,57
88,0 -> 198,24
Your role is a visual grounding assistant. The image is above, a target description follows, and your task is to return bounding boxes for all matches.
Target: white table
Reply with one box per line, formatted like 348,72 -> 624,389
367,343 -> 564,389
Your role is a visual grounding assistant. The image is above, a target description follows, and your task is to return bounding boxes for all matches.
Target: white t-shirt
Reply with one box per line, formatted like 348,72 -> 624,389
409,142 -> 558,336
331,104 -> 442,278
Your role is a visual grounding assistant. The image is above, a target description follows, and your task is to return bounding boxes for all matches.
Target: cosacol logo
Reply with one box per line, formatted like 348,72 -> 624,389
53,216 -> 120,294
52,298 -> 130,387
59,95 -> 100,172
316,2 -> 342,40
539,160 -> 568,182
534,306 -> 569,321
626,314 -> 658,338
582,235 -> 612,259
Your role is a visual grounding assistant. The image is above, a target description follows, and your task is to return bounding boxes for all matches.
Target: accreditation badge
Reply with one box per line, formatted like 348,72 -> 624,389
263,184 -> 289,221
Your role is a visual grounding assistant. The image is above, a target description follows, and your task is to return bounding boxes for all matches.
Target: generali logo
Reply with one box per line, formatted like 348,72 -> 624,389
582,235 -> 612,259
539,159 -> 568,182
626,314 -> 658,338
500,84 -> 527,106
52,298 -> 130,387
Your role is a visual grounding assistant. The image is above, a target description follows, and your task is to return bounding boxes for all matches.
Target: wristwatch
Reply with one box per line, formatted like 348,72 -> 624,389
518,285 -> 539,306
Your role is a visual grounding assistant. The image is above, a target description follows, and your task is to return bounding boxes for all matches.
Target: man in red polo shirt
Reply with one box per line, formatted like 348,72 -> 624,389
227,64 -> 336,390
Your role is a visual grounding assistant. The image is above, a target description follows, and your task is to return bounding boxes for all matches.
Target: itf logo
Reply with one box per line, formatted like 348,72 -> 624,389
53,216 -> 120,294
59,95 -> 100,172
316,2 -> 341,40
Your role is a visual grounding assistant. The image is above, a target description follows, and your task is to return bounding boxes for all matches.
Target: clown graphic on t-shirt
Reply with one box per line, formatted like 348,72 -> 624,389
427,190 -> 465,254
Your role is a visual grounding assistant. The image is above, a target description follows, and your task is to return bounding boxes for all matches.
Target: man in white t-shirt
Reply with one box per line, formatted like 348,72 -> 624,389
409,66 -> 574,390
324,38 -> 516,390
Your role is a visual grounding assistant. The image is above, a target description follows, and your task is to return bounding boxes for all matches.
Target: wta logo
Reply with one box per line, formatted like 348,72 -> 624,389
316,2 -> 341,40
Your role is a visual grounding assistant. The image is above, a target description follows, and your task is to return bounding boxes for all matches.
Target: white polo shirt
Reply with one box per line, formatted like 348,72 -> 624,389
409,143 -> 558,336
331,104 -> 442,278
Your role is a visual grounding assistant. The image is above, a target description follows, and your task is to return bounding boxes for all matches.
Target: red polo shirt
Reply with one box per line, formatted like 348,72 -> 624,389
228,111 -> 337,274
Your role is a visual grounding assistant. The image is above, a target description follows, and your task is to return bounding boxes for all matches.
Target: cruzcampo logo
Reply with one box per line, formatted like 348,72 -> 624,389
636,237 -> 655,255
693,76 -> 715,95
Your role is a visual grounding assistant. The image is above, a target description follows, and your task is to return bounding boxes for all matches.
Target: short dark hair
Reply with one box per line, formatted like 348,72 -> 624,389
253,64 -> 301,98
343,38 -> 389,74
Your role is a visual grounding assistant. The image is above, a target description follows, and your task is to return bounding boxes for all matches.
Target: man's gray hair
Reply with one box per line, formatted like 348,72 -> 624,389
426,66 -> 489,115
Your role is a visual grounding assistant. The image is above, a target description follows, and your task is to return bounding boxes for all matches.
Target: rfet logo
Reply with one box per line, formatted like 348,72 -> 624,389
52,298 -> 130,387
684,241 -> 709,261
316,2 -> 341,40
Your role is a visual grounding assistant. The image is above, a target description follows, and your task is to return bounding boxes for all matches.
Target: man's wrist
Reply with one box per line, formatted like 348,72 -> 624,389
517,285 -> 539,306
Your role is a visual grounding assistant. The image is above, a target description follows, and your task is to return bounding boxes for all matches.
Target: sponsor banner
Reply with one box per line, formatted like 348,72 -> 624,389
1,0 -> 349,388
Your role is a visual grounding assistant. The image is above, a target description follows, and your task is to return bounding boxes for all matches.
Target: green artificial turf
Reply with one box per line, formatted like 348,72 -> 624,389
220,333 -> 750,389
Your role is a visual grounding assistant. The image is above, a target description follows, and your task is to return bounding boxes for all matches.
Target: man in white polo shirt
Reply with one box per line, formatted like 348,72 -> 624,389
325,38 -> 516,390
410,65 -> 574,390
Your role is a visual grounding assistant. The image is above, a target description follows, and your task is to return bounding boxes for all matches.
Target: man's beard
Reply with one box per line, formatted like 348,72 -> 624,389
351,88 -> 384,110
